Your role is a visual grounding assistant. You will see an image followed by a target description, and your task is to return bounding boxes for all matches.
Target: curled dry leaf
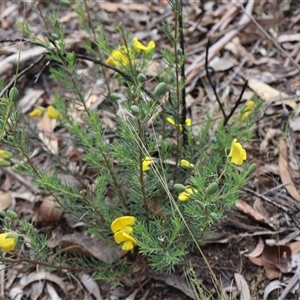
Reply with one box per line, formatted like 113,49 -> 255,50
278,139 -> 300,202
245,237 -> 264,258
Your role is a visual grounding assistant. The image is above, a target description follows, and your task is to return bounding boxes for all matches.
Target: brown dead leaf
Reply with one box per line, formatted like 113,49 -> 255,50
32,198 -> 63,225
234,273 -> 251,300
289,241 -> 300,256
79,274 -> 103,300
48,232 -> 124,263
248,79 -> 297,110
278,139 -> 300,201
0,188 -> 12,212
246,242 -> 292,280
236,200 -> 275,229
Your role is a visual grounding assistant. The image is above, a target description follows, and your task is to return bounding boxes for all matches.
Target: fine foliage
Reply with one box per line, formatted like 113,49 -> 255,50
0,0 -> 260,287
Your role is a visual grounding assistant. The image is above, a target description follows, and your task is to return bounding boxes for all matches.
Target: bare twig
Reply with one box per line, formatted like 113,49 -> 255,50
0,54 -> 45,98
205,38 -> 226,120
223,80 -> 248,126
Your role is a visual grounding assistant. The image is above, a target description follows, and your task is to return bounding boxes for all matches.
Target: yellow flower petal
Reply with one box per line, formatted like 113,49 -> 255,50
132,38 -> 155,53
106,49 -> 129,67
114,231 -> 136,244
47,106 -> 60,120
178,187 -> 196,202
180,159 -> 194,169
185,118 -> 192,127
142,156 -> 152,171
29,108 -> 43,117
121,240 -> 134,251
114,231 -> 136,251
166,117 -> 176,126
146,40 -> 155,52
132,37 -> 147,52
228,138 -> 247,165
111,216 -> 135,233
0,232 -> 17,252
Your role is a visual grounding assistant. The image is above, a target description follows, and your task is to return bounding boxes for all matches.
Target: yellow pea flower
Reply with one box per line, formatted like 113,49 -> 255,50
114,230 -> 136,251
0,232 -> 18,252
180,159 -> 194,169
132,38 -> 155,53
142,156 -> 152,171
111,216 -> 135,233
228,138 -> 247,165
166,117 -> 192,131
47,106 -> 60,120
240,100 -> 255,121
178,186 -> 197,202
111,216 -> 136,251
106,49 -> 129,67
185,118 -> 192,127
29,108 -> 44,117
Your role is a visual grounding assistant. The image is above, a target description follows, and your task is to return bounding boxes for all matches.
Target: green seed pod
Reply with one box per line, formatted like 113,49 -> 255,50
206,182 -> 218,195
176,48 -> 183,55
108,93 -> 123,101
130,105 -> 140,115
0,159 -> 10,167
210,212 -> 218,221
7,136 -> 14,143
9,87 -> 19,102
6,210 -> 18,220
137,73 -> 147,83
154,82 -> 167,97
174,183 -> 186,193
248,163 -> 257,174
51,33 -> 59,40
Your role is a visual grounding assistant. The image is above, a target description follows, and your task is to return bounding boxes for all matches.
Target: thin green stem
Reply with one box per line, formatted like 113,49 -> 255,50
138,119 -> 149,225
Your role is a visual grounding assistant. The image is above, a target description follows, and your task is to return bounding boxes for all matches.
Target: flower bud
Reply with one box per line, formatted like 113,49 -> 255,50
0,150 -> 13,159
0,159 -> 10,167
248,163 -> 257,174
173,183 -> 186,193
154,82 -> 167,97
206,182 -> 218,195
9,87 -> 19,102
6,210 -> 18,220
137,73 -> 147,83
130,105 -> 140,115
